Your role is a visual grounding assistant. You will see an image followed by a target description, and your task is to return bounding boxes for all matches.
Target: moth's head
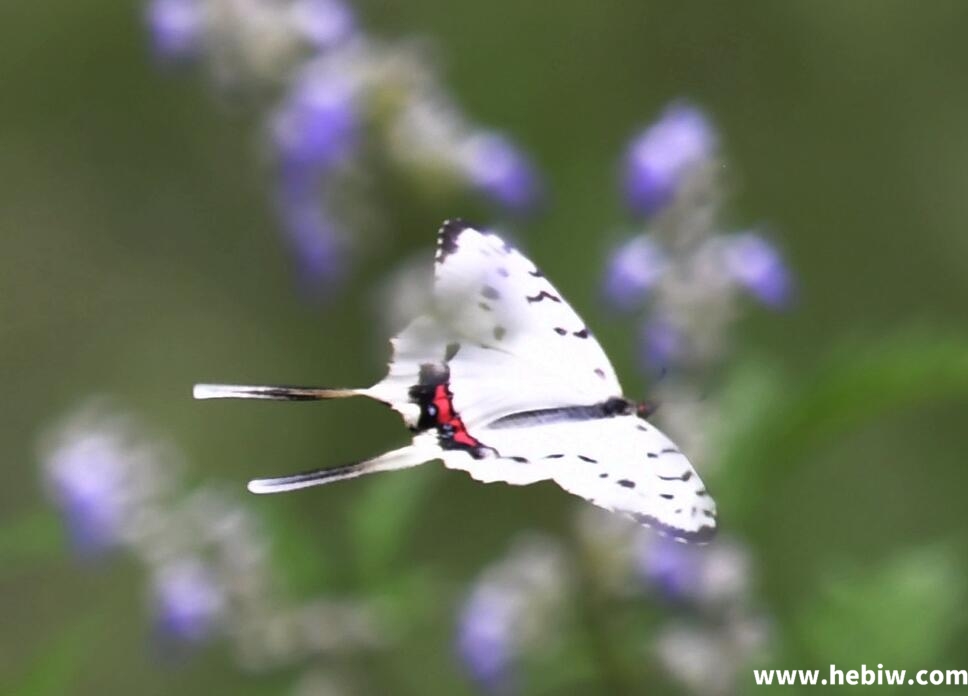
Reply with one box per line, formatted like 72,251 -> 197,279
635,399 -> 660,420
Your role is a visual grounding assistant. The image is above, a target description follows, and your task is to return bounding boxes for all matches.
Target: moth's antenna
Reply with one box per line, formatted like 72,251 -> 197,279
193,384 -> 361,401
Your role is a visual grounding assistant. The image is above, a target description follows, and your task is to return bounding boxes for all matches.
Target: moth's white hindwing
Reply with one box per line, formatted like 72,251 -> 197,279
436,414 -> 716,542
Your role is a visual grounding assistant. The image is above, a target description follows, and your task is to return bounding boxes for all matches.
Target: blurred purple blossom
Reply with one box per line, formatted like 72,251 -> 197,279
290,0 -> 357,51
723,232 -> 792,308
624,103 -> 717,217
43,432 -> 128,556
641,315 -> 683,373
461,132 -> 541,213
146,0 -> 205,63
635,535 -> 701,602
456,537 -> 565,695
271,70 -> 357,291
603,234 -> 667,311
152,557 -> 225,644
272,71 -> 358,176
41,408 -> 171,558
636,533 -> 753,609
456,584 -> 517,694
275,183 -> 345,293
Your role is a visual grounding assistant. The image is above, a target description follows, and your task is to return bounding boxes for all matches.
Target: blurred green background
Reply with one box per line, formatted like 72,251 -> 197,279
3,1 -> 968,694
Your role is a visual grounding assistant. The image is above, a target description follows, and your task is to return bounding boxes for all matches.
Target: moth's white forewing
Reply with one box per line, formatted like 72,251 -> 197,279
432,225 -> 622,401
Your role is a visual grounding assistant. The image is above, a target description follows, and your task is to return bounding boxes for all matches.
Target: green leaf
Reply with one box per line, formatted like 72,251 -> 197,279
713,328 -> 968,525
795,544 -> 964,672
349,467 -> 438,585
4,613 -> 101,695
261,505 -> 333,597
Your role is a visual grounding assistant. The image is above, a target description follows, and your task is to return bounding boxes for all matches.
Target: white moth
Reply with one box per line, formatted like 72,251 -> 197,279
195,220 -> 717,542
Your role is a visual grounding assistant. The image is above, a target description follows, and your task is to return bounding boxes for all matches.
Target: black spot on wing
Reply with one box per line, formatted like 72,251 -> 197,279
660,493 -> 674,500
599,472 -> 608,478
544,453 -> 564,459
479,302 -> 492,311
444,343 -> 460,361
498,267 -> 510,277
508,456 -> 528,463
577,455 -> 598,463
528,269 -> 544,278
493,326 -> 506,341
617,479 -> 635,489
553,327 -> 567,336
526,290 -> 562,303
573,328 -> 589,338
594,368 -> 606,379
657,470 -> 692,481
482,285 -> 501,300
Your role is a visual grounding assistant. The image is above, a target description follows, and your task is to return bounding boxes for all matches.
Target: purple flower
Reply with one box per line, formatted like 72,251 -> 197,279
272,71 -> 358,176
271,71 -> 356,292
641,315 -> 684,373
275,183 -> 345,294
723,232 -> 792,308
462,132 -> 541,213
637,534 -> 753,608
624,103 -> 717,216
635,535 -> 701,601
43,431 -> 132,557
146,0 -> 205,63
290,0 -> 357,51
152,558 -> 224,644
603,235 -> 667,311
456,584 -> 517,694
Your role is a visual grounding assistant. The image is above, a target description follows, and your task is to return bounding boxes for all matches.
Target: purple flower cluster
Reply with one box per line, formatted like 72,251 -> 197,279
40,405 -> 172,558
39,400 -> 384,671
455,536 -> 566,694
271,69 -> 357,292
145,0 -> 542,296
637,534 -> 770,694
604,102 -> 792,375
457,584 -> 517,694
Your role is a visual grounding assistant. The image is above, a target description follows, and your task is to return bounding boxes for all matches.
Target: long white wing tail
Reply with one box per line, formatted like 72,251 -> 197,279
247,444 -> 433,494
193,384 -> 362,401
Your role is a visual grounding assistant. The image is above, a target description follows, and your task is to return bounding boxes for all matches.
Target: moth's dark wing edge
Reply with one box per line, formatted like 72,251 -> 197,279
631,511 -> 718,544
437,218 -> 475,262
